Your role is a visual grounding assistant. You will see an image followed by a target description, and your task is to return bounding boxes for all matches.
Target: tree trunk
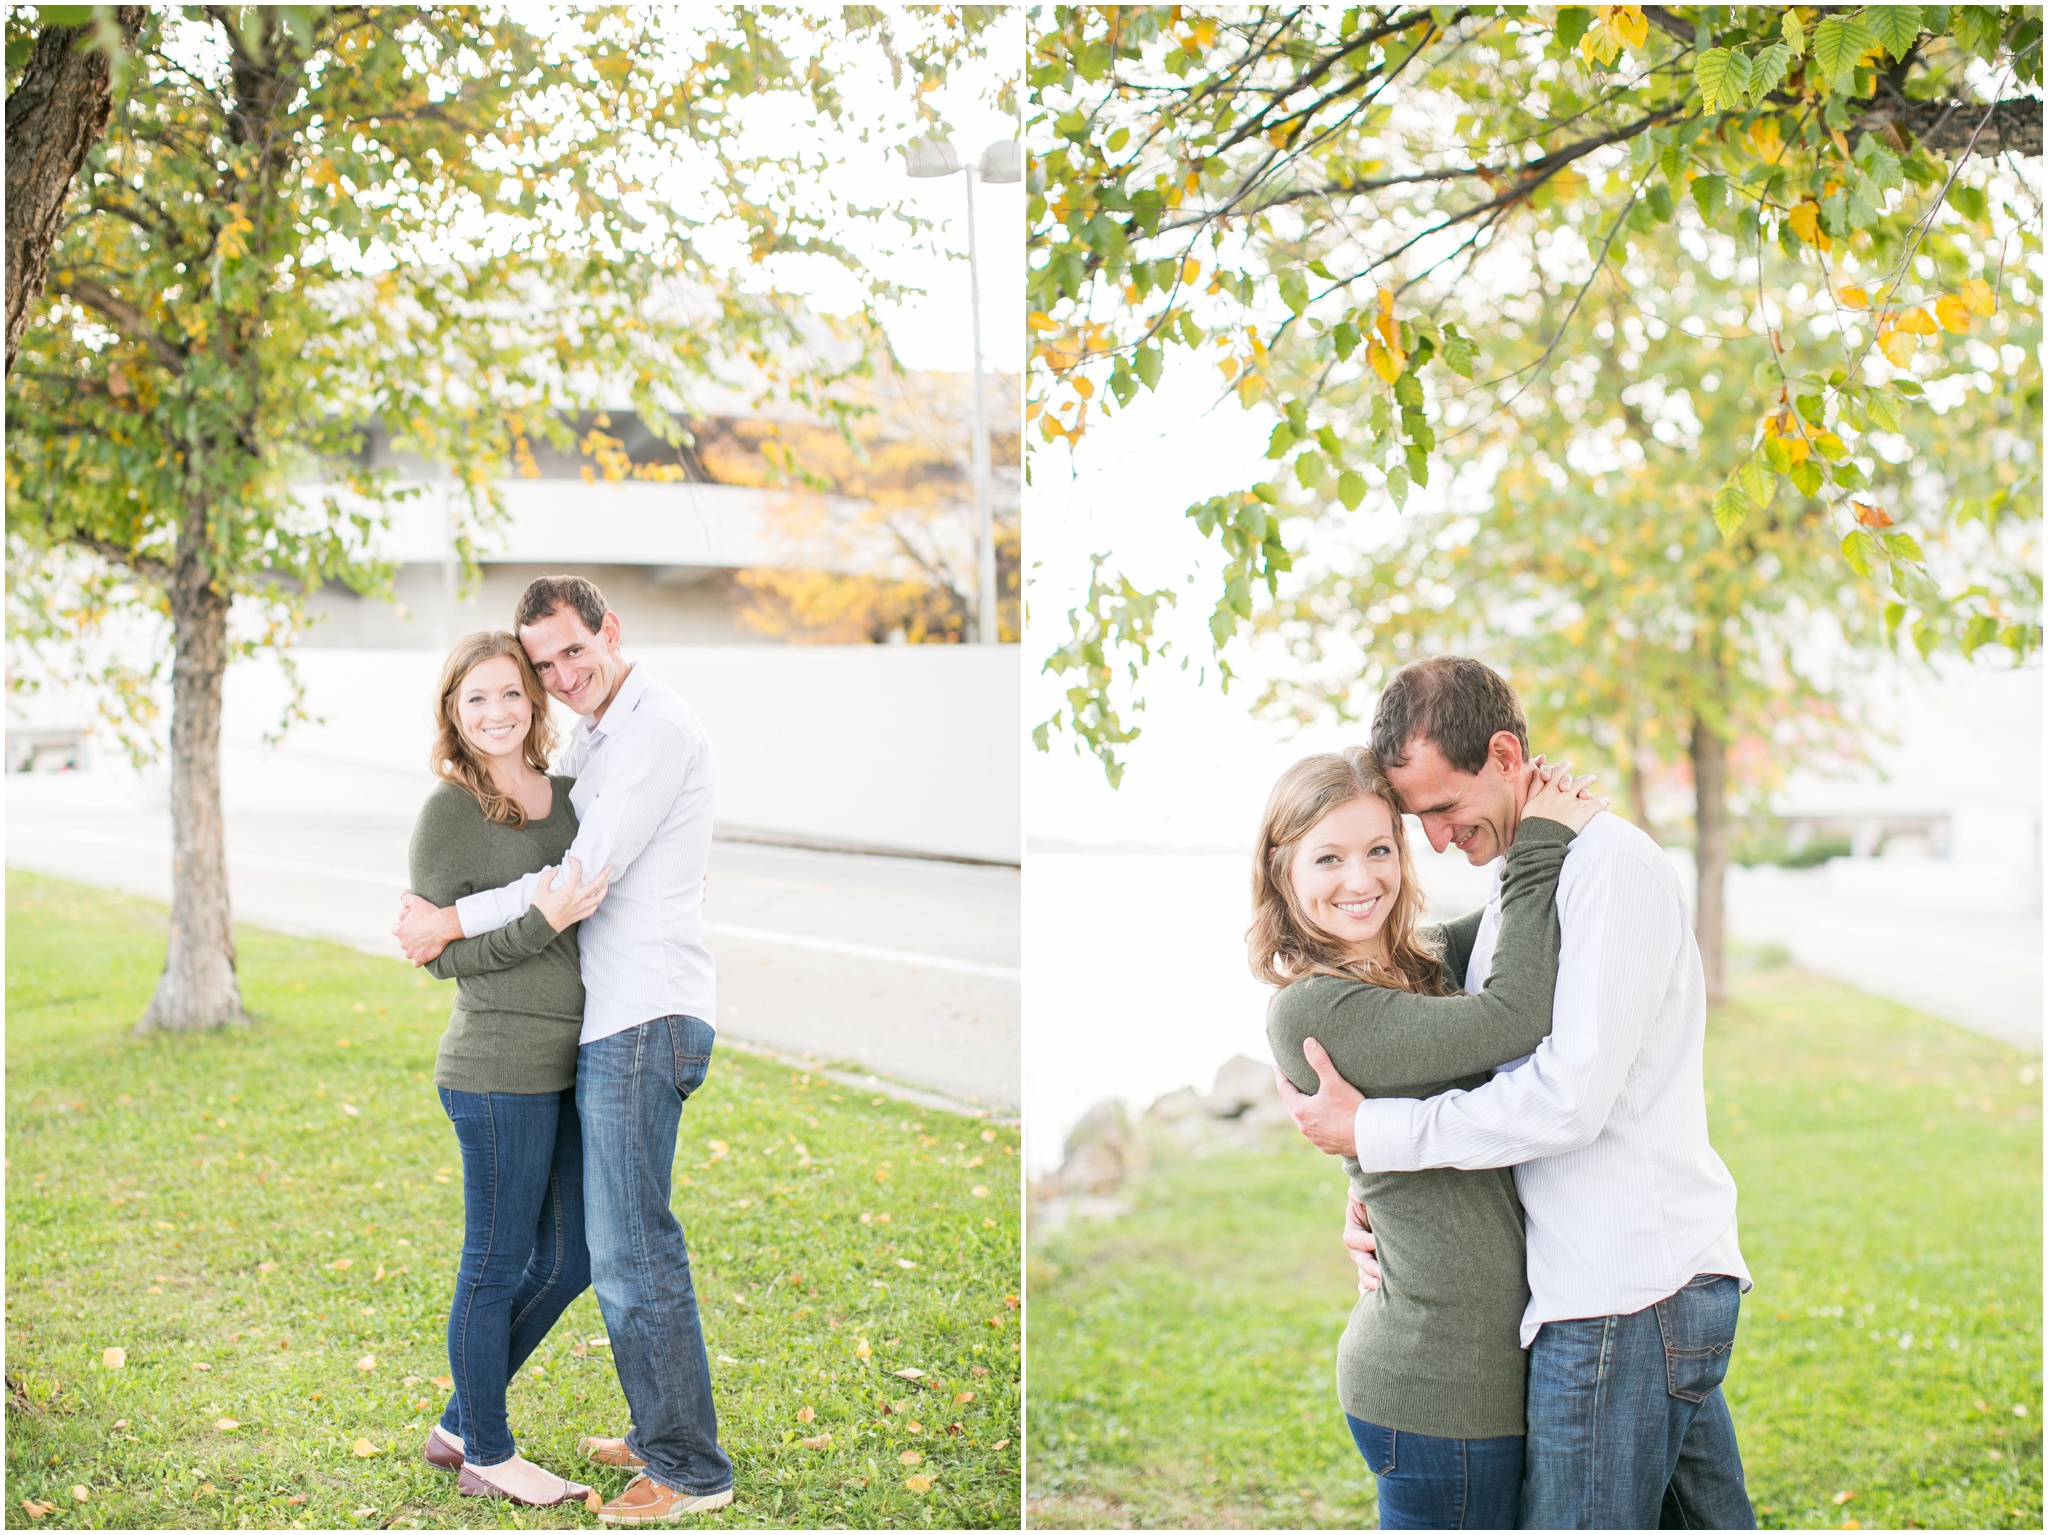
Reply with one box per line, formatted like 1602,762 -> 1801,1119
1690,712 -> 1728,1008
139,561 -> 248,1031
3,9 -> 144,375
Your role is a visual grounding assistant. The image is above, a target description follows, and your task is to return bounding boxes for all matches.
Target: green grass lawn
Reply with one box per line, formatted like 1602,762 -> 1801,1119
1027,961 -> 2042,1530
4,872 -> 1021,1530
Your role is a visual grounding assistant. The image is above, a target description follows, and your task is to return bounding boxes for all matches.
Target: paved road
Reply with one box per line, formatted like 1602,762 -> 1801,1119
6,785 -> 1019,1113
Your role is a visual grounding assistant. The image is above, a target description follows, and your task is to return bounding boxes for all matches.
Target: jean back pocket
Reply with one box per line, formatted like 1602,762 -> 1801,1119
1346,1416 -> 1398,1475
668,1014 -> 715,1099
1656,1274 -> 1740,1402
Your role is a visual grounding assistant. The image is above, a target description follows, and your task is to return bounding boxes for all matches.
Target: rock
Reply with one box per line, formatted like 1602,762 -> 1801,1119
1201,1054 -> 1281,1121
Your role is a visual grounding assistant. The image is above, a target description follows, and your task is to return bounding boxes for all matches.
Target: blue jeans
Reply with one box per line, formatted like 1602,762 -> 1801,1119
1348,1416 -> 1525,1530
1520,1274 -> 1756,1529
577,1016 -> 733,1497
437,1086 -> 591,1467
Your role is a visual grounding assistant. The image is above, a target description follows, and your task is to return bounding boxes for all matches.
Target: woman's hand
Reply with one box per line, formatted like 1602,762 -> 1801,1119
531,856 -> 612,932
1524,761 -> 1609,833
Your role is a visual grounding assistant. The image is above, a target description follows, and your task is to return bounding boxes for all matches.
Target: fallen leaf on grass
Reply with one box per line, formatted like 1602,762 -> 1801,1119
895,1259 -> 916,1269
21,1499 -> 56,1519
587,1337 -> 609,1350
285,1494 -> 306,1505
431,1376 -> 453,1390
71,1487 -> 89,1503
191,1361 -> 212,1372
341,1104 -> 360,1117
585,1489 -> 603,1512
571,1343 -> 588,1357
993,1438 -> 1010,1451
796,1406 -> 816,1423
373,1265 -> 387,1282
854,1338 -> 871,1360
971,1185 -> 989,1198
103,1347 -> 126,1369
904,1475 -> 932,1493
946,1423 -> 964,1437
953,1391 -> 974,1404
892,1368 -> 925,1380
1004,1295 -> 1019,1309
1833,1491 -> 1857,1505
970,1365 -> 989,1377
214,1418 -> 240,1431
329,1259 -> 353,1271
906,1421 -> 924,1434
351,1438 -> 382,1458
146,1285 -> 163,1295
257,1261 -> 275,1273
352,1508 -> 376,1519
801,1433 -> 833,1451
899,1450 -> 923,1465
113,1420 -> 129,1430
716,1354 -> 738,1365
356,1355 -> 376,1372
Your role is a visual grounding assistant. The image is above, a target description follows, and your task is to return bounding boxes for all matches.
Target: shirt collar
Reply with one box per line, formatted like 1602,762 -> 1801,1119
580,660 -> 647,742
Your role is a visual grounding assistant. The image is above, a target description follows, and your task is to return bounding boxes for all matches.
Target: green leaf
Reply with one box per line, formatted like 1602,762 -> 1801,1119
1294,450 -> 1326,488
1840,528 -> 1881,577
1555,7 -> 1593,50
1867,5 -> 1922,60
1885,600 -> 1908,636
1646,182 -> 1675,222
1108,362 -> 1138,406
1790,459 -> 1825,497
1763,436 -> 1794,474
1946,183 -> 1989,222
1265,421 -> 1298,459
1307,259 -> 1335,280
1782,8 -> 1806,56
1737,455 -> 1775,509
1811,13 -> 1876,81
1333,321 -> 1362,361
1712,477 -> 1750,538
1278,269 -> 1310,315
1866,390 -> 1902,432
1692,173 -> 1728,222
1251,481 -> 1281,505
1337,470 -> 1366,511
1106,127 -> 1131,153
1830,461 -> 1868,492
1749,41 -> 1793,99
1405,443 -> 1429,489
1881,530 -> 1927,562
1694,47 -> 1749,111
1134,346 -> 1163,389
1385,465 -> 1410,509
1440,325 -> 1477,378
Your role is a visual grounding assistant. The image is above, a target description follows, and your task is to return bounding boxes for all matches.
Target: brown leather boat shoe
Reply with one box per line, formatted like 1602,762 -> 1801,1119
423,1425 -> 464,1471
596,1473 -> 734,1524
579,1434 -> 649,1470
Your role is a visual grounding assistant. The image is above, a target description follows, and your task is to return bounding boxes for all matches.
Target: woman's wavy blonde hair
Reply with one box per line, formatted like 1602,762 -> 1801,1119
431,631 -> 556,828
1249,746 -> 1446,995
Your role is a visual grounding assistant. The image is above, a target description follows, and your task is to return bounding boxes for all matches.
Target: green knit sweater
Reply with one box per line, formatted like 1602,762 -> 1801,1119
408,776 -> 585,1095
1265,815 -> 1578,1440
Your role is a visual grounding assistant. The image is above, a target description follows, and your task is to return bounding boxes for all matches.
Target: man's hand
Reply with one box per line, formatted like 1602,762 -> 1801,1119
394,891 -> 463,967
1344,1197 -> 1382,1296
1273,1036 -> 1366,1157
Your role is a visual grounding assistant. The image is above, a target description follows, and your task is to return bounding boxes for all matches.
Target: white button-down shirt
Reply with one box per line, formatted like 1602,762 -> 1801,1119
455,663 -> 717,1044
1352,811 -> 1750,1344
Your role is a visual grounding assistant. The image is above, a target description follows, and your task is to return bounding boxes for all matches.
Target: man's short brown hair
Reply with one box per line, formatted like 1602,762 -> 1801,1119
1370,657 -> 1529,776
514,575 -> 609,636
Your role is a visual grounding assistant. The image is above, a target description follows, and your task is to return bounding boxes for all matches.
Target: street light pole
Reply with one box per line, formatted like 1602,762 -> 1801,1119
904,136 -> 1020,645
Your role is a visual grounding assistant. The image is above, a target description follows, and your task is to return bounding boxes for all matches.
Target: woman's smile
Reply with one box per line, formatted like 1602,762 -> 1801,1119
1288,794 -> 1402,962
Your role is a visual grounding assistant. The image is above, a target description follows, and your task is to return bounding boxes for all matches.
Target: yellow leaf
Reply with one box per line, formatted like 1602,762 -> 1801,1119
904,1476 -> 934,1493
1960,277 -> 1996,316
797,1405 -> 816,1423
1786,201 -> 1830,249
1877,327 -> 1918,367
1837,285 -> 1869,309
1377,286 -> 1395,318
855,1338 -> 872,1360
585,1489 -> 604,1512
900,1450 -> 924,1465
356,1355 -> 376,1372
102,1347 -> 126,1370
1072,374 -> 1095,400
1025,312 -> 1056,333
955,1390 -> 976,1404
351,1438 -> 381,1458
70,1487 -> 89,1503
214,1418 -> 240,1432
1182,257 -> 1202,283
23,1499 -> 56,1519
1934,293 -> 1972,333
1218,356 -> 1239,381
1236,372 -> 1268,405
1375,308 -> 1399,348
1367,340 -> 1405,384
800,1432 -> 833,1450
1894,306 -> 1938,335
328,1258 -> 353,1271
1603,4 -> 1649,49
972,1184 -> 991,1198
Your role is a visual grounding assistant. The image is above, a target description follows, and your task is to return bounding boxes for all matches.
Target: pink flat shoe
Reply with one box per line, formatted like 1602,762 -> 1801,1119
458,1455 -> 592,1507
423,1424 -> 464,1471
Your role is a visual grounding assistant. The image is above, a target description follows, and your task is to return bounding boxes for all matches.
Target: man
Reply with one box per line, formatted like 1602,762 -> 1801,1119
397,575 -> 734,1523
1277,656 -> 1756,1530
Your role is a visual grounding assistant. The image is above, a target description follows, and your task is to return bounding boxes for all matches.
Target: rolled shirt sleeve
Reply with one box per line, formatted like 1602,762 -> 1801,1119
1352,844 -> 1688,1173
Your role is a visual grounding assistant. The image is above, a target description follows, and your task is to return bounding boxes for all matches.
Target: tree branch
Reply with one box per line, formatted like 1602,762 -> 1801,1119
1859,95 -> 2043,158
47,273 -> 188,373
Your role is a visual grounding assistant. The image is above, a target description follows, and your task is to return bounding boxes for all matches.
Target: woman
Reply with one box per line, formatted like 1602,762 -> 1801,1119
1256,747 -> 1604,1530
408,630 -> 608,1507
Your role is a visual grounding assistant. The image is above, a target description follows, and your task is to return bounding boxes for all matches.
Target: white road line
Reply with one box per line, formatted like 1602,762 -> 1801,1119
9,826 -> 1020,981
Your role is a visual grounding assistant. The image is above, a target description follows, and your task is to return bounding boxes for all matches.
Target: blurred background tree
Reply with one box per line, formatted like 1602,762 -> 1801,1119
5,4 -> 1006,1030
